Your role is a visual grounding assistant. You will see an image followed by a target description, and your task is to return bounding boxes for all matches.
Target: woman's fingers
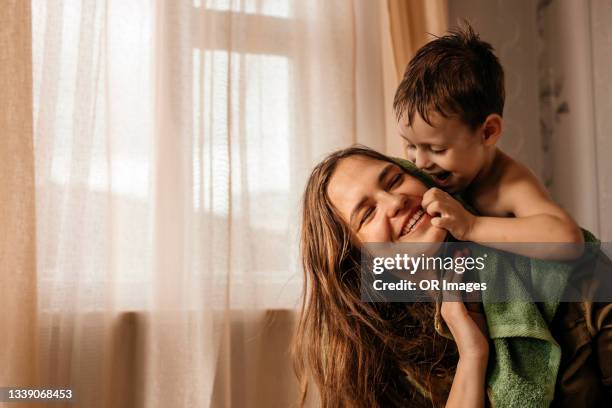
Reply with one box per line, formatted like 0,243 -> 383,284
441,300 -> 468,324
441,301 -> 489,359
441,249 -> 466,302
439,249 -> 488,387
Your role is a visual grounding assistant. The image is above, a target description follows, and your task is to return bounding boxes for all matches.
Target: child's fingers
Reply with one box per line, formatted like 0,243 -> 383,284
421,189 -> 435,209
421,187 -> 444,208
424,200 -> 444,218
431,215 -> 452,230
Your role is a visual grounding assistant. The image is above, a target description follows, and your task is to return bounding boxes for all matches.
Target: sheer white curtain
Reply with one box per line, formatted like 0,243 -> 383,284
31,0 -> 386,406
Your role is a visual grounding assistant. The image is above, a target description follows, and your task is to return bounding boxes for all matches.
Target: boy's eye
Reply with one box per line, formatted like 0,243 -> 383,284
431,148 -> 447,154
406,144 -> 416,150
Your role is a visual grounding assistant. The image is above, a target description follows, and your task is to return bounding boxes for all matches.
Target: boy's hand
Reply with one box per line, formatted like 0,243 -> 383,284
421,187 -> 475,241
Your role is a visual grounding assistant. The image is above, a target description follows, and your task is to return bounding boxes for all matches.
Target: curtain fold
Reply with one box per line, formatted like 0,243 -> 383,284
387,0 -> 449,81
380,0 -> 449,157
0,0 -> 39,393
536,0 -> 611,238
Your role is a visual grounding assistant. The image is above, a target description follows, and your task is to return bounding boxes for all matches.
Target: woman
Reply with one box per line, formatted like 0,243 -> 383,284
293,146 -> 490,407
294,146 -> 612,407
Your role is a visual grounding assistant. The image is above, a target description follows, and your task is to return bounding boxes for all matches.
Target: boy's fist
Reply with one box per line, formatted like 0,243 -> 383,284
421,187 -> 475,241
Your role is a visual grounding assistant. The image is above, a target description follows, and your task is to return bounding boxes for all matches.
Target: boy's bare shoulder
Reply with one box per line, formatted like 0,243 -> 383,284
497,152 -> 543,190
470,150 -> 547,216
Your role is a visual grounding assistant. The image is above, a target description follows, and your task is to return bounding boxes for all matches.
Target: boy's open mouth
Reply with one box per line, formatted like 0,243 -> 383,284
432,171 -> 452,182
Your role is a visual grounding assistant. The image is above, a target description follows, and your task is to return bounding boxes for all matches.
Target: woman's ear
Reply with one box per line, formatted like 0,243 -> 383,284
481,114 -> 502,146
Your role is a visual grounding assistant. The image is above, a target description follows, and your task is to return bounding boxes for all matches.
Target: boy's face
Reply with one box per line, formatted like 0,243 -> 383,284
397,111 -> 487,193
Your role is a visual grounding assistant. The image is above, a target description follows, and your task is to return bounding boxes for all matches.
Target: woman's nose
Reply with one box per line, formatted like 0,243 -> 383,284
415,149 -> 433,170
381,192 -> 406,218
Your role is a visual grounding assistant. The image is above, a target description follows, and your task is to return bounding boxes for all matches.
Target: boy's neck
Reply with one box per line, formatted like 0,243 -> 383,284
468,147 -> 501,191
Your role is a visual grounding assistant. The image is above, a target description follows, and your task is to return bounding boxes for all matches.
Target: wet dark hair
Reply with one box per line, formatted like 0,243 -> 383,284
393,22 -> 505,130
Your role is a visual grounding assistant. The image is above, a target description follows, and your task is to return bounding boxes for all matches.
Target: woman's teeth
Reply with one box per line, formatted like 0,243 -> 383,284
401,209 -> 425,236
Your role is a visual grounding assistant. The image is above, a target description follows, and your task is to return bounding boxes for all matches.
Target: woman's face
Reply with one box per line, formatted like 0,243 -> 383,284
327,155 -> 447,244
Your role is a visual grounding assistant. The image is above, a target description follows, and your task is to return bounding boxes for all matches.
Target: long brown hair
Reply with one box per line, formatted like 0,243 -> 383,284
293,146 -> 458,407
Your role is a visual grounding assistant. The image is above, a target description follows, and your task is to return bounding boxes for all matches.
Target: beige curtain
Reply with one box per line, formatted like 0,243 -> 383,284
380,0 -> 448,156
388,0 -> 449,80
0,0 -> 39,397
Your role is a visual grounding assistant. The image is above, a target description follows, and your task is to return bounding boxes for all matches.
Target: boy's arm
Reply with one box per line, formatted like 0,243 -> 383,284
422,170 -> 584,260
467,173 -> 584,244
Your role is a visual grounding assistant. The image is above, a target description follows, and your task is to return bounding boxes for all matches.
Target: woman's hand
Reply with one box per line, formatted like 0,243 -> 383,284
442,301 -> 489,360
442,248 -> 489,359
442,301 -> 489,408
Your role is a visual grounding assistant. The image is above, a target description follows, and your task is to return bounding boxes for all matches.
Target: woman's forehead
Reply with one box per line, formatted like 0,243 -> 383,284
327,156 -> 409,217
329,155 -> 388,188
327,157 -> 382,210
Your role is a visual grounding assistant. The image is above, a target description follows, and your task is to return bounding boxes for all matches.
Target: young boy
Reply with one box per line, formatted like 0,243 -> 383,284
393,24 -> 584,260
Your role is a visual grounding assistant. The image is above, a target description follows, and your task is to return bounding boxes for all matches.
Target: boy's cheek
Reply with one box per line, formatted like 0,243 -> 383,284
437,157 -> 454,170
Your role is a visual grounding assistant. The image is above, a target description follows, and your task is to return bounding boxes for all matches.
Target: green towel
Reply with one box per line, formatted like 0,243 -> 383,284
392,157 -> 600,407
474,230 -> 600,408
475,245 -> 571,407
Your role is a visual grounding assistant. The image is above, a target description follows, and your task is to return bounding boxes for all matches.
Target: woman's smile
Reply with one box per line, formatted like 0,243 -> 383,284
326,155 -> 447,244
398,208 -> 428,239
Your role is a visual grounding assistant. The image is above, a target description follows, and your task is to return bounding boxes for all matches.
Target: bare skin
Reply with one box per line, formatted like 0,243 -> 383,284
398,111 -> 584,260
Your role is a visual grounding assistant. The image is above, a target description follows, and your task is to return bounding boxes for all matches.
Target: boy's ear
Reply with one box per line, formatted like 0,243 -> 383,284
481,114 -> 502,146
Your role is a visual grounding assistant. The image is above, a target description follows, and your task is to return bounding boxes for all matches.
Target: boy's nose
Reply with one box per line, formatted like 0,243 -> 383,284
415,150 -> 433,169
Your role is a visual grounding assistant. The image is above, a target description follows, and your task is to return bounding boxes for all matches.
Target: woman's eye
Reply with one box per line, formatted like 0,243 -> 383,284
388,173 -> 403,188
431,148 -> 447,154
360,207 -> 374,226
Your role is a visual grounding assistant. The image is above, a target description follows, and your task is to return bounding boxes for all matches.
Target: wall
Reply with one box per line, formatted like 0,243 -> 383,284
448,0 -> 542,179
